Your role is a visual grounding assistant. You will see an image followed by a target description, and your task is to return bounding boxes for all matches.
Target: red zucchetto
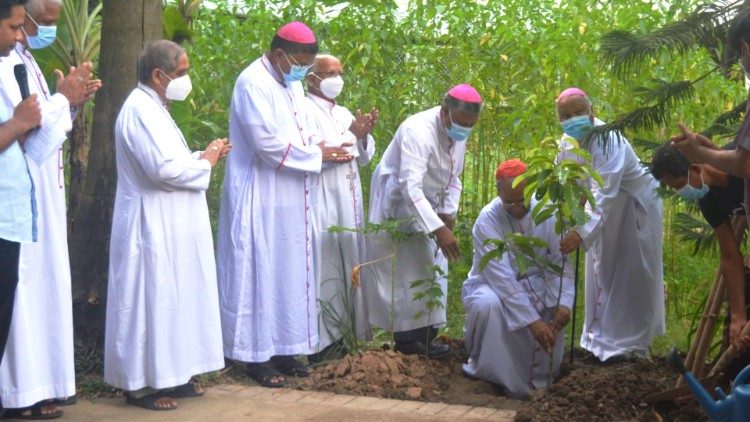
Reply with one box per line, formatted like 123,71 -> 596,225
447,84 -> 482,103
276,21 -> 316,44
495,159 -> 527,180
556,87 -> 588,104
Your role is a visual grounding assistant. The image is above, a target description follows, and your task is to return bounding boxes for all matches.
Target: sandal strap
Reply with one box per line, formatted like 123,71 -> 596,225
246,361 -> 288,387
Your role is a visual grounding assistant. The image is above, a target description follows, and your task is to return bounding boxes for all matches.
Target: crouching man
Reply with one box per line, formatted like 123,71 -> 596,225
462,159 -> 573,399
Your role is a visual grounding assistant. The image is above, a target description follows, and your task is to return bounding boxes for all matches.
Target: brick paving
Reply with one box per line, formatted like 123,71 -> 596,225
211,384 -> 516,421
61,384 -> 517,421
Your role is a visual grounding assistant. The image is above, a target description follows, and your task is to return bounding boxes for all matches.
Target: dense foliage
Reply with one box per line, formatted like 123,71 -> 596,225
169,1 -> 732,346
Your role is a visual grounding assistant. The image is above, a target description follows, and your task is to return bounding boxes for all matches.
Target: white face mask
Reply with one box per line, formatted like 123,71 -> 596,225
162,71 -> 192,101
319,75 -> 344,99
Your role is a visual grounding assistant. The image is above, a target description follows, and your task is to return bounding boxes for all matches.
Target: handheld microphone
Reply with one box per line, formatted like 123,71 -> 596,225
14,64 -> 30,100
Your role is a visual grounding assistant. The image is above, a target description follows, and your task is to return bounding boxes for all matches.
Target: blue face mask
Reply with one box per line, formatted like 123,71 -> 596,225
561,114 -> 593,141
281,52 -> 311,83
676,172 -> 709,202
445,111 -> 472,142
24,13 -> 57,50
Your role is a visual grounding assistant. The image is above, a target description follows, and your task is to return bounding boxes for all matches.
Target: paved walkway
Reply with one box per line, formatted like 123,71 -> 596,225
63,384 -> 516,421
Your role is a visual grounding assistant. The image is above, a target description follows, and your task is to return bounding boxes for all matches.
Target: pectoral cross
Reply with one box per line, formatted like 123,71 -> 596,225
346,163 -> 358,193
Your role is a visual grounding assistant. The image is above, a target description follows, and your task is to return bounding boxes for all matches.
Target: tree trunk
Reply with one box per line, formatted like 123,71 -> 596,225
66,109 -> 90,219
68,0 -> 162,334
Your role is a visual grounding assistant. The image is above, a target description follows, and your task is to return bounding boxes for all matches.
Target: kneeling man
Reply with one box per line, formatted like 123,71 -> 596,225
462,159 -> 573,400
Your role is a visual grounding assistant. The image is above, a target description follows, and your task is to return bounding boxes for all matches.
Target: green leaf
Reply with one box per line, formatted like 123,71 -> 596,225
479,248 -> 502,271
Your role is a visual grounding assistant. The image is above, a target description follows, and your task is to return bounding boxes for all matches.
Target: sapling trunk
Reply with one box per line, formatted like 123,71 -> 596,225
570,248 -> 580,365
391,242 -> 397,347
548,232 -> 567,387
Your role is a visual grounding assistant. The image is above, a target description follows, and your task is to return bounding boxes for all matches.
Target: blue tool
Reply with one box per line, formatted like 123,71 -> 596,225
668,347 -> 750,422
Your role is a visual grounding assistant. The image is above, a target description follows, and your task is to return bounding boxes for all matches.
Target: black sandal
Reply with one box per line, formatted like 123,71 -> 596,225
246,361 -> 288,388
165,382 -> 204,398
49,396 -> 76,407
124,393 -> 177,411
271,355 -> 311,378
2,402 -> 63,420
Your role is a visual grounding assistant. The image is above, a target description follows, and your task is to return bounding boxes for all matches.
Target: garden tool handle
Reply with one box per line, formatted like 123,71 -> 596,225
708,322 -> 750,378
667,346 -> 687,375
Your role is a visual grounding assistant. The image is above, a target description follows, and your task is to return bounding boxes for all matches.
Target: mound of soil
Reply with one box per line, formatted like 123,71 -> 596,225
515,356 -> 705,421
296,339 -> 520,410
294,341 -> 707,421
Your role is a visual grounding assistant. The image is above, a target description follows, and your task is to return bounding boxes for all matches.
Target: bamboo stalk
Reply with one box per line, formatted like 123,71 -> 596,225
679,268 -> 722,383
690,275 -> 726,378
677,215 -> 745,386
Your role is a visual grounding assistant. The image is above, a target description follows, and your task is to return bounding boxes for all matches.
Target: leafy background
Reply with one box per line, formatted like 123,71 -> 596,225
38,0 -> 744,354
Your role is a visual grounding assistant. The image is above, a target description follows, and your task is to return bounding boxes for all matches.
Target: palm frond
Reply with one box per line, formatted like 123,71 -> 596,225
586,79 -> 697,151
702,100 -> 746,138
631,137 -> 663,151
600,1 -> 742,77
672,211 -> 717,256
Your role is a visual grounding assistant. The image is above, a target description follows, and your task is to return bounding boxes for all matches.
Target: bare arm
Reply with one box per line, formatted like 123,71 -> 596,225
715,222 -> 750,349
671,123 -> 750,178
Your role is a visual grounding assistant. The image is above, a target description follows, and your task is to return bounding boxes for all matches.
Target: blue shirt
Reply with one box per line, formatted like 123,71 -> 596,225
0,104 -> 37,243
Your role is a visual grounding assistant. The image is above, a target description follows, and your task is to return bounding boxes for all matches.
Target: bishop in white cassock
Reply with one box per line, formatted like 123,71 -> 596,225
462,160 -> 573,400
366,84 -> 482,358
104,41 -> 227,410
216,22 -> 353,385
304,54 -> 377,357
0,0 -> 99,414
556,87 -> 664,362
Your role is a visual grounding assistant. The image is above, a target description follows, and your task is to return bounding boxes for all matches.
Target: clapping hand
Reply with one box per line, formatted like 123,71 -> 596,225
200,138 -> 229,167
319,141 -> 354,163
349,110 -> 372,140
56,61 -> 99,108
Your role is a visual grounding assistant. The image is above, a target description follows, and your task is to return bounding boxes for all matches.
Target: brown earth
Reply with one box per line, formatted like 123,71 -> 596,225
515,354 -> 706,421
286,340 -> 708,422
294,339 -> 519,410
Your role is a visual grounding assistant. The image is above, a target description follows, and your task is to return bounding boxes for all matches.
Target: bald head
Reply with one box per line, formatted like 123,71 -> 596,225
26,0 -> 60,17
313,54 -> 340,71
306,53 -> 344,99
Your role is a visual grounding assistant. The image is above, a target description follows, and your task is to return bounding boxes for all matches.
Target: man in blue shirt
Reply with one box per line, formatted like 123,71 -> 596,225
0,0 -> 42,410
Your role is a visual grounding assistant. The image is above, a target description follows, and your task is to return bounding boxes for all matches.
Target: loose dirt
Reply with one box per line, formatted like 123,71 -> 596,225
289,340 -> 707,421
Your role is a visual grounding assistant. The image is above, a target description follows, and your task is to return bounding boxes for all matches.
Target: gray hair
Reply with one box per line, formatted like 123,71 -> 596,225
25,0 -> 61,18
442,93 -> 482,115
137,40 -> 185,84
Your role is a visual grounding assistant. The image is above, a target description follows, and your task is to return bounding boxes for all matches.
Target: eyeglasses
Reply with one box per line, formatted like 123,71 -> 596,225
501,199 -> 526,208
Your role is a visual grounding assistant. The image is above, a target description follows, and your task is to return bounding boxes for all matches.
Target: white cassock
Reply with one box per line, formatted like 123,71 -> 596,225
104,84 -> 224,390
0,44 -> 75,408
559,120 -> 665,361
306,93 -> 374,352
217,56 -> 323,362
366,106 -> 465,332
462,197 -> 574,400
